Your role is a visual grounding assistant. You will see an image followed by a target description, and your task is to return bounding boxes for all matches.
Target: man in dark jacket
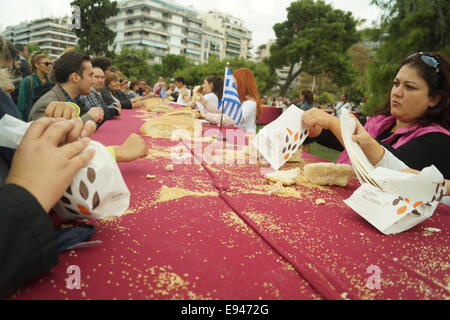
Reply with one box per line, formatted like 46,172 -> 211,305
15,44 -> 31,77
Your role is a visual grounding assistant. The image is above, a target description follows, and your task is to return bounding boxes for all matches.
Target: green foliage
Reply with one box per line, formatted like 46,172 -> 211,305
27,44 -> 42,55
173,57 -> 277,95
161,55 -> 191,78
316,92 -> 336,105
70,0 -> 118,56
268,0 -> 360,96
366,0 -> 450,114
111,46 -> 153,81
346,87 -> 365,105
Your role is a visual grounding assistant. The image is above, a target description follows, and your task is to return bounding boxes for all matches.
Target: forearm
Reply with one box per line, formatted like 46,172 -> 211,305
328,117 -> 345,148
360,138 -> 386,166
203,112 -> 236,126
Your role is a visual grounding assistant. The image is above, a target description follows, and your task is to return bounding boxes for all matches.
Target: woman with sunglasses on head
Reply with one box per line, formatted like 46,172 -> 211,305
17,52 -> 52,117
302,52 -> 450,179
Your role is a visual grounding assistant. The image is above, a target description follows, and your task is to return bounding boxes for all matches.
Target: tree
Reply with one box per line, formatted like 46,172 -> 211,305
27,44 -> 43,55
268,0 -> 360,96
112,47 -> 153,81
70,0 -> 118,56
160,55 -> 191,79
366,0 -> 450,114
173,57 -> 277,96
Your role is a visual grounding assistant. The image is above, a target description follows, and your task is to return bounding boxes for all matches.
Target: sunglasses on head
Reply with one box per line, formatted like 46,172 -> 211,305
407,52 -> 441,74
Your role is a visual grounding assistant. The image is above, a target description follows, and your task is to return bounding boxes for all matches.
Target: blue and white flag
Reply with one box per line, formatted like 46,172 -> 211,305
220,67 -> 242,124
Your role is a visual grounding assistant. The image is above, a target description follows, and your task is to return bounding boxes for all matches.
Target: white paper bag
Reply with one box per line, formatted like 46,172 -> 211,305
54,141 -> 130,220
252,105 -> 309,170
344,166 -> 446,235
0,115 -> 130,220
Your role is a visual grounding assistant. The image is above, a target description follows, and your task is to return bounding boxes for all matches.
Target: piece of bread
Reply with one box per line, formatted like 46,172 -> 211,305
302,163 -> 354,187
166,107 -> 200,119
140,115 -> 201,139
143,98 -> 173,113
265,168 -> 300,186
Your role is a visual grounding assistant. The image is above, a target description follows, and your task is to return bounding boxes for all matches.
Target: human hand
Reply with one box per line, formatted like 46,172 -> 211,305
199,109 -> 207,119
45,102 -> 79,120
66,119 -> 97,143
87,107 -> 104,123
350,115 -> 385,165
114,133 -> 148,163
351,115 -> 375,147
302,108 -> 337,133
6,118 -> 95,213
133,101 -> 144,109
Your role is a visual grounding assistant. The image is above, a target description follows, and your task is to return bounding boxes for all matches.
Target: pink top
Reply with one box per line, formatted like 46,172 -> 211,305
337,115 -> 450,164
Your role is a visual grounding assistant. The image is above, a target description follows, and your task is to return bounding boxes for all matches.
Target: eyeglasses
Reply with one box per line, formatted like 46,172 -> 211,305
39,62 -> 53,67
407,52 -> 441,74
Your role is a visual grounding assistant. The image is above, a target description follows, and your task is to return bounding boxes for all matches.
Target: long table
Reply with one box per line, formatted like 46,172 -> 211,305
10,109 -> 450,300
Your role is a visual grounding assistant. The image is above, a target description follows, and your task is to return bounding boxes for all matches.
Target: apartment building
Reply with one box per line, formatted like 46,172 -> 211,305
202,11 -> 252,60
4,17 -> 77,58
107,0 -> 211,64
107,0 -> 251,64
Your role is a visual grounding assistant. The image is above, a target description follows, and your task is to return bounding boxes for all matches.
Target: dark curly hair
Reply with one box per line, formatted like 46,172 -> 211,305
376,52 -> 450,130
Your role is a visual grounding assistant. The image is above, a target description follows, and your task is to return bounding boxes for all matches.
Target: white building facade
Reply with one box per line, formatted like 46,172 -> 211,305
4,17 -> 78,58
202,11 -> 252,60
107,0 -> 251,64
107,0 -> 218,64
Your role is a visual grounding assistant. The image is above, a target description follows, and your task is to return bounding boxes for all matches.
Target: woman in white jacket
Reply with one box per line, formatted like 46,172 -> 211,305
196,76 -> 223,113
200,68 -> 261,134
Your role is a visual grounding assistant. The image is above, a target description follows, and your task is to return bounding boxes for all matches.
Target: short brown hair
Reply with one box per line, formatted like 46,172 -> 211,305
105,72 -> 119,87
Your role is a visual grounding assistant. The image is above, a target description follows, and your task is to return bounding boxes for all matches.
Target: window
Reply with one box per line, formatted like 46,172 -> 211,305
126,9 -> 134,14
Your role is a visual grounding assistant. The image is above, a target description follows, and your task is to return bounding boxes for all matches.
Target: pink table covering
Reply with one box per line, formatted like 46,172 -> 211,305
10,109 -> 450,300
257,106 -> 283,125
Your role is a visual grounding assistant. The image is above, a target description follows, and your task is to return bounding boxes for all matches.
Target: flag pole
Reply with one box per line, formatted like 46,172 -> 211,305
217,63 -> 229,142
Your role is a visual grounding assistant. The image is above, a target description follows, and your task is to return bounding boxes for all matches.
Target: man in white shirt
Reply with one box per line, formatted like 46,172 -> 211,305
334,94 -> 352,118
175,77 -> 191,106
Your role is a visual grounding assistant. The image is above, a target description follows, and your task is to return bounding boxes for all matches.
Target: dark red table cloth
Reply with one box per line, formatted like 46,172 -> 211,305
9,109 -> 450,300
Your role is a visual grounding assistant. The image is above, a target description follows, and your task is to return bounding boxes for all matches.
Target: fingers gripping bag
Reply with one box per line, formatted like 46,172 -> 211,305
0,114 -> 130,220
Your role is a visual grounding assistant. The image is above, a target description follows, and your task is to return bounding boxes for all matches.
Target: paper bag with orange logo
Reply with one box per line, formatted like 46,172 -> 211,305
252,105 -> 309,170
344,166 -> 446,235
54,141 -> 130,220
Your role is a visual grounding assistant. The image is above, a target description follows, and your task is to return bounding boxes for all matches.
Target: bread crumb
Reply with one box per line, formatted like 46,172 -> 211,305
340,292 -> 350,300
165,164 -> 174,172
315,198 -> 326,205
268,182 -> 285,195
146,175 -> 157,179
265,168 -> 300,186
424,227 -> 441,233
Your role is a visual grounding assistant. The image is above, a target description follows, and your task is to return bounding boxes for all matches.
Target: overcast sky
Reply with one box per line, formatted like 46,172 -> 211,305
0,0 -> 383,52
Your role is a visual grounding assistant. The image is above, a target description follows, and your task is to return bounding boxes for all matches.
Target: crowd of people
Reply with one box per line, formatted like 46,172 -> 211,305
0,31 -> 449,297
261,92 -> 360,115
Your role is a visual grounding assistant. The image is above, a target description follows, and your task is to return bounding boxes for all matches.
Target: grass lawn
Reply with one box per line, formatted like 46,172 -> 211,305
256,125 -> 340,163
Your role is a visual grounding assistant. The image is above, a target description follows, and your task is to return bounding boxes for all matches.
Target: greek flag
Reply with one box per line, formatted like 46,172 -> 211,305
220,67 -> 242,124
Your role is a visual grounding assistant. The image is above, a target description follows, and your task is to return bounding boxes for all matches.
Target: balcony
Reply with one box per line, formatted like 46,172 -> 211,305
125,34 -> 168,44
